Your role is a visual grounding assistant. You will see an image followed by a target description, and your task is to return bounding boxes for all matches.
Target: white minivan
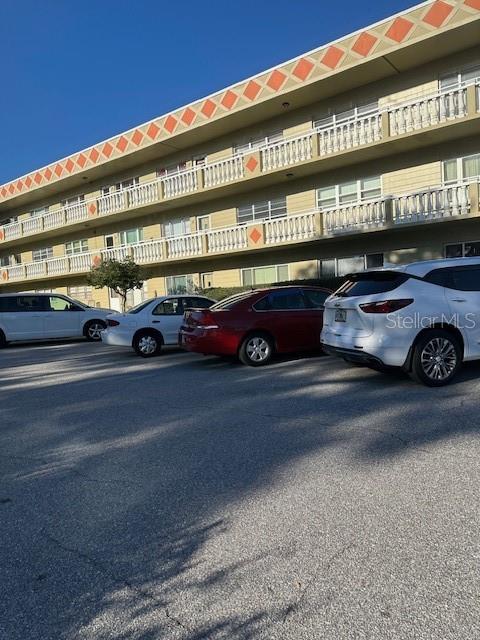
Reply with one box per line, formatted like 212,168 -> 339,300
0,293 -> 113,347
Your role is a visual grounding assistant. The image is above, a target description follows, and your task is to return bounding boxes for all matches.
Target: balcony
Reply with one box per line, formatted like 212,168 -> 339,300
0,82 -> 478,249
2,180 -> 479,286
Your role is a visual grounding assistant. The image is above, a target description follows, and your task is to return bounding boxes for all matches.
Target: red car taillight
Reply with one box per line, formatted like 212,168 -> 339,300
107,318 -> 120,327
359,299 -> 414,314
187,311 -> 218,328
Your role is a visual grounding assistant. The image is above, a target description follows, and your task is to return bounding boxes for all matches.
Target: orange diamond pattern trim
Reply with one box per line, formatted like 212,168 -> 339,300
146,122 -> 160,139
202,99 -> 217,118
181,108 -> 196,125
116,136 -> 128,152
385,17 -> 414,42
423,0 -> 454,26
292,58 -> 314,80
249,228 -> 261,243
244,80 -> 261,100
267,70 -> 287,91
221,90 -> 238,109
245,156 -> 258,172
352,32 -> 378,56
164,116 -> 178,134
321,46 -> 344,69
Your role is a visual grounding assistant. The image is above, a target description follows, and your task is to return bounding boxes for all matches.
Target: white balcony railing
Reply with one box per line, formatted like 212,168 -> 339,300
44,209 -> 65,230
127,181 -> 159,208
204,156 -> 244,187
0,83 -> 476,247
2,183 -> 478,284
261,133 -> 313,171
132,239 -> 163,264
64,202 -> 88,224
388,86 -> 467,136
393,184 -> 471,224
166,233 -> 202,259
265,211 -> 317,244
323,199 -> 387,234
162,169 -> 198,199
206,225 -> 248,253
317,113 -> 382,155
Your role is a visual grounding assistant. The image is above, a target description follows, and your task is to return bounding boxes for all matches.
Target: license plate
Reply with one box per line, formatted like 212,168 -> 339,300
335,309 -> 347,322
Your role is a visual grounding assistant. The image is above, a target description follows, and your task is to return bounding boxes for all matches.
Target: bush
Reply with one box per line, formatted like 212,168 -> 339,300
198,277 -> 344,302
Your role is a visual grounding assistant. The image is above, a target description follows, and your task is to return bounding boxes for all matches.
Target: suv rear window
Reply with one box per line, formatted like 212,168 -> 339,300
334,271 -> 409,297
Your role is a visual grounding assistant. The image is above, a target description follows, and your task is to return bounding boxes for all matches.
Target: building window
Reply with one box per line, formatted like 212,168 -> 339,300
31,206 -> 48,218
62,195 -> 85,207
68,286 -> 94,305
234,131 -> 283,155
166,274 -> 195,294
157,162 -> 187,178
440,64 -> 480,91
105,235 -> 114,249
443,153 -> 480,185
241,264 -> 289,286
120,228 -> 143,245
197,215 -> 210,231
445,241 -> 480,258
32,247 -> 53,262
164,218 -> 191,237
201,272 -> 213,289
0,255 -> 18,267
314,101 -> 378,129
319,253 -> 384,277
317,176 -> 382,209
102,177 -> 139,196
237,197 -> 287,224
65,239 -> 89,255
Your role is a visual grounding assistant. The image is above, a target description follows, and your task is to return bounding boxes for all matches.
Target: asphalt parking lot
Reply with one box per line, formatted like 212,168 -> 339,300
1,341 -> 480,640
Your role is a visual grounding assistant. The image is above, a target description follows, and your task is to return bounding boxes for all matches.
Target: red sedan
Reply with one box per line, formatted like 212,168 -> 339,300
179,285 -> 331,366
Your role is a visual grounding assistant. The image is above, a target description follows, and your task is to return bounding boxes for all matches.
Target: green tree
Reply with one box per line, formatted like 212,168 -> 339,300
87,256 -> 144,312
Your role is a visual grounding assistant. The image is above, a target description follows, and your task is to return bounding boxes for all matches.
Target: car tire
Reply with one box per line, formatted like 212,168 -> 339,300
133,330 -> 162,358
0,330 -> 6,348
84,320 -> 106,342
410,329 -> 462,387
239,332 -> 274,366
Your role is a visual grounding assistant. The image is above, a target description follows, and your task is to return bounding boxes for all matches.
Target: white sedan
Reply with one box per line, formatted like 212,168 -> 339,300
101,294 -> 216,357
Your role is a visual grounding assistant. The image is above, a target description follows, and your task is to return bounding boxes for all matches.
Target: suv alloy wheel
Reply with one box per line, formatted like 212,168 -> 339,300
410,329 -> 462,387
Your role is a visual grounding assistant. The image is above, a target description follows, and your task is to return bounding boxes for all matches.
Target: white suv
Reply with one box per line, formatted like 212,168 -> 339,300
0,293 -> 112,346
321,257 -> 480,386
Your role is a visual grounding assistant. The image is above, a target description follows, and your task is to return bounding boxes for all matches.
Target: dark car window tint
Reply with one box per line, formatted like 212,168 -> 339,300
451,267 -> 480,291
128,299 -> 155,314
268,290 -> 306,310
335,272 -> 408,297
153,298 -> 183,315
304,289 -> 329,308
425,266 -> 480,291
253,296 -> 270,311
184,297 -> 212,309
211,292 -> 254,310
425,269 -> 454,288
0,296 -> 18,312
14,296 -> 44,312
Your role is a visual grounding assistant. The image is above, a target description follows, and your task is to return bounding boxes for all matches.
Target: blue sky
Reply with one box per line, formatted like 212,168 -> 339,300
0,0 -> 414,184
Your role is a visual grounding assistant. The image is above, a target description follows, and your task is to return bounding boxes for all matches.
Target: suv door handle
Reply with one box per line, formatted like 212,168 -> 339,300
451,299 -> 466,303
152,320 -> 161,324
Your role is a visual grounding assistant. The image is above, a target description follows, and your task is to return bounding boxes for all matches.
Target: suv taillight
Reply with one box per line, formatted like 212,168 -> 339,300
107,318 -> 120,327
359,299 -> 414,314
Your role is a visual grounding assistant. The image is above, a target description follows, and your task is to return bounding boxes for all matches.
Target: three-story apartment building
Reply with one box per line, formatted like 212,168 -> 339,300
1,0 -> 480,309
